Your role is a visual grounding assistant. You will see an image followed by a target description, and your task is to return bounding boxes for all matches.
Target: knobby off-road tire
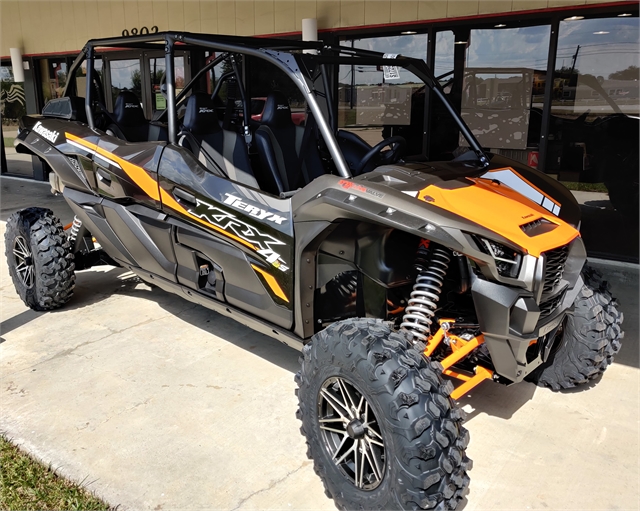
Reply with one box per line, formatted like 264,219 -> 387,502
295,318 -> 471,510
527,265 -> 624,390
4,207 -> 75,311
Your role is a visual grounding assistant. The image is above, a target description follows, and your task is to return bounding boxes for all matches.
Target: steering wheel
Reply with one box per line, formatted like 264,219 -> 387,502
355,136 -> 406,175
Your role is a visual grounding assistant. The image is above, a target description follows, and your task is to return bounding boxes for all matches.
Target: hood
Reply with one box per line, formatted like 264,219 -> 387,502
354,155 -> 581,257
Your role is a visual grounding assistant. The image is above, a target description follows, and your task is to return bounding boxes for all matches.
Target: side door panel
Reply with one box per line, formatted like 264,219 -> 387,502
61,131 -> 177,283
157,145 -> 294,328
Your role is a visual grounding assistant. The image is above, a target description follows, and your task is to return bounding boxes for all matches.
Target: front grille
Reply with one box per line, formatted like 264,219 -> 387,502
539,289 -> 566,319
542,245 -> 569,295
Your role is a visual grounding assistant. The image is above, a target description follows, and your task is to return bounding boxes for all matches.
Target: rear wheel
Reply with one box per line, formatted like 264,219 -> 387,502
295,318 -> 471,510
4,207 -> 75,311
527,265 -> 623,390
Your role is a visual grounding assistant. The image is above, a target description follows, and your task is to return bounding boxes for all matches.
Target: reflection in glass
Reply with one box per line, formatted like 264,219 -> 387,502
461,26 -> 550,155
434,31 -> 454,83
39,59 -> 68,103
109,59 -> 142,108
75,58 -> 103,99
461,69 -> 533,150
148,56 -> 184,112
548,16 -> 639,261
0,64 -> 26,122
339,35 -> 427,154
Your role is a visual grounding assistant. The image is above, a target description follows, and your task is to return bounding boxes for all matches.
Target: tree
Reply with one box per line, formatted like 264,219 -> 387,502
609,66 -> 639,81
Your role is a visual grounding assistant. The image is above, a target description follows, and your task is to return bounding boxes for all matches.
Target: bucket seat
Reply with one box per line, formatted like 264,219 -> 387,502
107,90 -> 167,142
179,92 -> 258,188
254,91 -> 324,194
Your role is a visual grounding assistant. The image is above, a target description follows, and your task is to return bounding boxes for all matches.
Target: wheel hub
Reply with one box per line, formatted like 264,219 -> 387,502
317,376 -> 386,490
12,235 -> 35,289
346,419 -> 366,439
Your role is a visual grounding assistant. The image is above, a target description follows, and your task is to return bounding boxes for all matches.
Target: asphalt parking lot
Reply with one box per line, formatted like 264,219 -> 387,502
1,175 -> 638,511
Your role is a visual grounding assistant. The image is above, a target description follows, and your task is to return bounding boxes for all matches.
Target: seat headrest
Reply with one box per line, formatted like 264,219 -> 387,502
261,91 -> 293,129
114,90 -> 147,126
183,93 -> 221,136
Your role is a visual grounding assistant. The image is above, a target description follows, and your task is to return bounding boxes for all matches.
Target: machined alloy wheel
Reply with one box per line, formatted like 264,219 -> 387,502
12,235 -> 34,288
318,376 -> 385,490
4,207 -> 75,311
296,318 -> 471,510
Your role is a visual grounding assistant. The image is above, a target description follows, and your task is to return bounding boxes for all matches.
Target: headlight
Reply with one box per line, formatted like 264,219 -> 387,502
471,235 -> 523,278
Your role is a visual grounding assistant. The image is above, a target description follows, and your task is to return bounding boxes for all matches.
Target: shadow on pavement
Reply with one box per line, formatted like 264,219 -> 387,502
456,377 -> 537,423
0,308 -> 42,337
3,259 -> 635,419
76,267 -> 303,374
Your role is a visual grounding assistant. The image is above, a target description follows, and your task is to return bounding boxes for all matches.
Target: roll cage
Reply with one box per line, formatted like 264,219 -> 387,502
63,31 -> 489,180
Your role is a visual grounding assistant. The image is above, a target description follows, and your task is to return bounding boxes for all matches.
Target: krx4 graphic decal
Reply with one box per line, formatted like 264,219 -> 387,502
189,198 -> 290,272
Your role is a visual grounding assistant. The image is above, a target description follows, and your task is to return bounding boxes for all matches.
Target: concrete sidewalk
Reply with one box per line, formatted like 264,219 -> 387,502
0,178 -> 638,510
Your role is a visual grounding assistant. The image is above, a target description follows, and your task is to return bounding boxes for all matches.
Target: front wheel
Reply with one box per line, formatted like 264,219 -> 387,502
527,265 -> 624,390
295,319 -> 471,510
4,207 -> 75,311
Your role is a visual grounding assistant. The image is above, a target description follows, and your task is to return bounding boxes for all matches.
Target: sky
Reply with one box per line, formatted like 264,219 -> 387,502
342,16 -> 638,86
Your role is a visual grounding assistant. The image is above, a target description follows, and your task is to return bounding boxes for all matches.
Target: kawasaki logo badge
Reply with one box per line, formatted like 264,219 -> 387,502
223,194 -> 287,225
32,121 -> 59,143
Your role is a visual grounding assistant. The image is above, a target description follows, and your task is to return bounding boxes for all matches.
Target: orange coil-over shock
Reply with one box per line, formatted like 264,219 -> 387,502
401,240 -> 493,399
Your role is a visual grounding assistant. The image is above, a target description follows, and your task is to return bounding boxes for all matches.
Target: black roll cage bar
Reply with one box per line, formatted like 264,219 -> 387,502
65,31 -> 489,178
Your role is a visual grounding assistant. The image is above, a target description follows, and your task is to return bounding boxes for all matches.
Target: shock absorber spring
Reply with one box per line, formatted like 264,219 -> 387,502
400,242 -> 451,343
68,215 -> 82,243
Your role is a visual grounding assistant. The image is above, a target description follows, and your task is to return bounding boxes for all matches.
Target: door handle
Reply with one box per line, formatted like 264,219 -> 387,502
173,188 -> 197,207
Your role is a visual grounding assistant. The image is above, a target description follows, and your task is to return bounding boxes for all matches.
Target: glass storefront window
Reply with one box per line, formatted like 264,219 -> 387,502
74,58 -> 103,98
461,26 -> 551,154
546,15 -> 639,261
0,63 -> 26,122
148,56 -> 185,113
39,59 -> 68,104
434,30 -> 455,84
109,59 -> 142,108
339,34 -> 428,155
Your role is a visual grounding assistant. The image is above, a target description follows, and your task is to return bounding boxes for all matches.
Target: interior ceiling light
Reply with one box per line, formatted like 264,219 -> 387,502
495,24 -> 506,28
455,40 -> 468,45
618,13 -> 632,17
593,31 -> 610,35
401,31 -> 417,35
564,15 -> 584,21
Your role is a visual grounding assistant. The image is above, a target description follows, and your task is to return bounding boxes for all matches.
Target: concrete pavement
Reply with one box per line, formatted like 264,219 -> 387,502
0,177 -> 638,510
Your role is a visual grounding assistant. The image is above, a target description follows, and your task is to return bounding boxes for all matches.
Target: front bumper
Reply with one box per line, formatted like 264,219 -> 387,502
470,237 -> 586,383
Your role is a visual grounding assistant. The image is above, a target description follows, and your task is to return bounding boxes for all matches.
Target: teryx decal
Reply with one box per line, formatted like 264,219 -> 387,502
223,193 -> 287,225
189,198 -> 289,272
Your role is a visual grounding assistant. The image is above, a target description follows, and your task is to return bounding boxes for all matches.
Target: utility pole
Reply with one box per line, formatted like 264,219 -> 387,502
569,45 -> 580,77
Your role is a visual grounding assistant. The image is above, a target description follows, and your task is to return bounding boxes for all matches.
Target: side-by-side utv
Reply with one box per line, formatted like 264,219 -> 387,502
6,32 -> 623,510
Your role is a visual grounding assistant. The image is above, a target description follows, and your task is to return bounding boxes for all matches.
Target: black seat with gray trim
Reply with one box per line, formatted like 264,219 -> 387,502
179,93 -> 258,188
254,91 -> 324,195
106,90 -> 168,142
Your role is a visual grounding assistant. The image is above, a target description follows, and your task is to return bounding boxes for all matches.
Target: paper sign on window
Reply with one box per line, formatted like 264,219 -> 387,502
382,53 -> 400,81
